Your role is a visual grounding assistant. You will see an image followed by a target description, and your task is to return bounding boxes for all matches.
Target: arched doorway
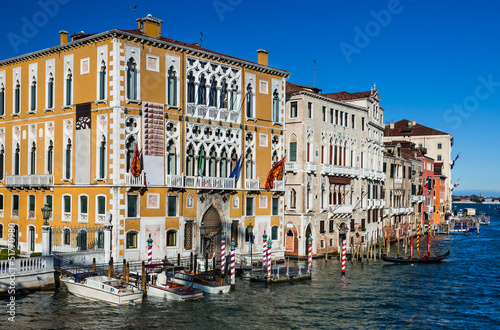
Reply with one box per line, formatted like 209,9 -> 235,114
201,206 -> 222,260
305,224 -> 312,256
285,229 -> 294,252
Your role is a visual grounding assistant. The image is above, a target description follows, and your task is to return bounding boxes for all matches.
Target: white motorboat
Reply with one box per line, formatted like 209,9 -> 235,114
172,272 -> 231,294
61,272 -> 143,305
147,272 -> 204,301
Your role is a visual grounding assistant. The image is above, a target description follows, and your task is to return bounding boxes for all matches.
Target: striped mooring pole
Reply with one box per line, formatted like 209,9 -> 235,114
417,221 -> 420,257
427,220 -> 431,254
267,238 -> 272,279
262,232 -> 268,269
230,238 -> 235,289
221,234 -> 226,274
147,234 -> 153,265
410,235 -> 414,259
341,240 -> 347,276
307,235 -> 313,274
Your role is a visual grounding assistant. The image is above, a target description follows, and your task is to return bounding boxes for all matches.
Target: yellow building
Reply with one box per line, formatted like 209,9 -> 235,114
0,15 -> 290,263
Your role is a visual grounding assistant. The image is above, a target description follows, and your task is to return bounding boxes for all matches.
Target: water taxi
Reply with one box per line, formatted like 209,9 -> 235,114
172,272 -> 230,294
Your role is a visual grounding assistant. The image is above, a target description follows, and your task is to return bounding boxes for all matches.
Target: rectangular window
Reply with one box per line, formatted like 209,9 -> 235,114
168,196 -> 177,217
30,84 -> 36,111
12,195 -> 19,217
0,88 -> 4,116
97,196 -> 106,215
126,232 -> 137,249
80,196 -> 88,214
362,117 -> 365,131
320,220 -> 325,233
352,114 -> 355,128
335,110 -> 339,124
390,164 -> 395,178
330,108 -> 333,123
289,142 -> 297,162
308,103 -> 313,119
290,102 -> 297,118
231,221 -> 239,247
383,162 -> 386,173
271,226 -> 278,240
246,197 -> 253,216
272,197 -> 279,215
437,143 -> 442,149
437,155 -> 442,161
127,195 -> 138,218
0,194 -> 3,211
322,107 -> 326,122
329,220 -> 334,233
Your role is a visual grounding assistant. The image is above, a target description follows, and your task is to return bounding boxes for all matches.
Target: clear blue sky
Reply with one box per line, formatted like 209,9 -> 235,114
2,0 -> 499,196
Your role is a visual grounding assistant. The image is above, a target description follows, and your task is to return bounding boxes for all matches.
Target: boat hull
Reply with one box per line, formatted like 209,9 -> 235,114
61,278 -> 143,305
147,284 -> 204,301
382,250 -> 450,264
171,277 -> 230,294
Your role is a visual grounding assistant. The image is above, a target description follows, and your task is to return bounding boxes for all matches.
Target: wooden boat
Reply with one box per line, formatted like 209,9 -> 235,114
382,250 -> 450,264
172,272 -> 230,294
147,271 -> 204,301
61,272 -> 143,305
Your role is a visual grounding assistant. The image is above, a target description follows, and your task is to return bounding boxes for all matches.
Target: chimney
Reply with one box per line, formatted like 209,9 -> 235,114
59,30 -> 68,45
390,122 -> 394,129
137,14 -> 163,38
257,49 -> 269,66
412,120 -> 416,126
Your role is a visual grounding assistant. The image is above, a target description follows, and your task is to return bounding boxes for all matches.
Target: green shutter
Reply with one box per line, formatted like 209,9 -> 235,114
290,142 -> 297,162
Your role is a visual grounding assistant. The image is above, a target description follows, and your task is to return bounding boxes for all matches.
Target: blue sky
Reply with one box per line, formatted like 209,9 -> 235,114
1,0 -> 499,196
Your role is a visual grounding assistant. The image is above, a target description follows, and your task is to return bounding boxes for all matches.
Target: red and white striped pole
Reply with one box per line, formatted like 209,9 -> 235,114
417,221 -> 420,257
221,234 -> 226,275
267,238 -> 272,279
307,235 -> 313,274
262,232 -> 268,269
341,240 -> 346,276
147,234 -> 153,265
230,238 -> 235,289
427,220 -> 431,255
410,235 -> 414,259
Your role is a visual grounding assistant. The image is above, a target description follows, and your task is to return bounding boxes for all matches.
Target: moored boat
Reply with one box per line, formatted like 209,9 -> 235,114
172,272 -> 230,294
382,250 -> 450,264
147,271 -> 204,300
61,272 -> 143,305
449,224 -> 468,235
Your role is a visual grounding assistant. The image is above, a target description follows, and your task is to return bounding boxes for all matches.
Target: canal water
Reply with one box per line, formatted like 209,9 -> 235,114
5,203 -> 500,329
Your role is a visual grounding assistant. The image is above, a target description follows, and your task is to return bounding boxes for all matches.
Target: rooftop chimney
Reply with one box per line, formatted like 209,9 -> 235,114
137,14 -> 163,38
257,49 -> 269,66
412,120 -> 416,126
390,122 -> 394,129
59,30 -> 68,45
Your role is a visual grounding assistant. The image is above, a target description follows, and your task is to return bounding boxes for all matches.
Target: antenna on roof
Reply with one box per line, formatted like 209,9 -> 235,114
200,32 -> 203,47
313,60 -> 317,87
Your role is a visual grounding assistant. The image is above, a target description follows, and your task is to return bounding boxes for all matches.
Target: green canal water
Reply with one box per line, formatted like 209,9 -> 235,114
4,203 -> 500,329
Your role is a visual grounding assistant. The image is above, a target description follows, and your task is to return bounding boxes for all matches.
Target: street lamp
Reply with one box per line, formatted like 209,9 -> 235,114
247,221 -> 254,270
41,202 -> 51,226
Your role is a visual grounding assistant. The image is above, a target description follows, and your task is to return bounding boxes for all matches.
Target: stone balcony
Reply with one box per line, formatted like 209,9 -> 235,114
391,206 -> 413,215
306,162 -> 317,173
321,164 -> 358,177
368,199 -> 385,208
411,195 -> 425,203
5,174 -> 54,190
285,162 -> 298,173
329,204 -> 354,214
186,103 -> 239,123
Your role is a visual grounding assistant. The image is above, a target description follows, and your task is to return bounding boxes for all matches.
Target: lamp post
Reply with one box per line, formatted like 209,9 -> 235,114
41,202 -> 52,256
247,221 -> 254,270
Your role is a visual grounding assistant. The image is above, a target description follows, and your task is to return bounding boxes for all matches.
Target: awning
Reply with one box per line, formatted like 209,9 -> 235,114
329,176 -> 351,184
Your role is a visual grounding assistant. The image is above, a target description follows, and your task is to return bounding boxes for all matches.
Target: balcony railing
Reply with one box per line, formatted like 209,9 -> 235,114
368,199 -> 385,208
184,176 -> 236,190
306,162 -> 317,173
411,195 -> 425,203
329,204 -> 354,214
125,172 -> 145,186
394,178 -> 403,184
285,162 -> 298,173
272,180 -> 285,191
186,103 -> 240,123
245,178 -> 260,190
5,174 -> 54,189
166,174 -> 184,188
391,206 -> 413,215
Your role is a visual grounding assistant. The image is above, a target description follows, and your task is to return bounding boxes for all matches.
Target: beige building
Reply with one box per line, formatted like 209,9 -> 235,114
284,83 -> 385,256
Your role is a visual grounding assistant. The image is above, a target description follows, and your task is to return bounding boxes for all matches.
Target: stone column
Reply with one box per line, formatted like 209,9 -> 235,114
104,222 -> 113,263
42,224 -> 51,257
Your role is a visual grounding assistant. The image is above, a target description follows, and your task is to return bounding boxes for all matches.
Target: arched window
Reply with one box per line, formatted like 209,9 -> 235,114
187,71 -> 195,103
272,89 -> 279,122
230,81 -> 238,111
14,143 -> 20,175
63,195 -> 71,219
63,228 -> 71,245
65,139 -> 72,179
321,184 -> 326,209
208,147 -> 217,177
245,149 -> 253,179
198,146 -> 205,176
65,70 -> 72,106
99,137 -> 106,179
96,229 -> 104,249
272,151 -> 279,165
0,223 -> 3,239
289,134 -> 297,162
47,74 -> 54,108
167,141 -> 177,175
125,136 -> 136,173
47,140 -> 53,175
14,80 -> 20,114
330,139 -> 334,165
220,79 -> 227,109
126,231 -> 138,249
220,149 -> 228,177
290,189 -> 297,209
167,230 -> 177,247
28,194 -> 36,219
77,229 -> 88,251
30,77 -> 37,111
99,61 -> 106,100
186,144 -> 195,176
0,84 -> 4,116
12,195 -> 19,218
29,226 -> 35,251
30,142 -> 36,174
97,196 -> 106,221
209,77 -> 217,107
197,74 -> 206,105
246,84 -> 254,118
307,183 -> 312,209
271,226 -> 278,240
167,66 -> 177,106
79,195 -> 88,221
230,150 -> 237,174
0,145 -> 4,181
126,58 -> 137,100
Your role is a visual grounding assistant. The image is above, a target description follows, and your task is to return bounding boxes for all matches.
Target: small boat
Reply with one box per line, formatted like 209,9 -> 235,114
147,271 -> 204,301
382,250 -> 450,264
61,272 -> 143,305
449,225 -> 468,235
172,272 -> 231,294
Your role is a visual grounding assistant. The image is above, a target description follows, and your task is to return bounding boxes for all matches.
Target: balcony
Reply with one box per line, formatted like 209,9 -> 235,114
125,172 -> 145,187
391,206 -> 413,215
185,176 -> 236,190
321,164 -> 332,175
245,178 -> 260,190
5,174 -> 54,190
272,180 -> 285,192
186,103 -> 239,123
411,195 -> 425,203
306,162 -> 317,173
285,162 -> 298,173
166,175 -> 185,189
375,171 -> 386,181
368,199 -> 385,208
329,204 -> 354,214
394,178 -> 403,184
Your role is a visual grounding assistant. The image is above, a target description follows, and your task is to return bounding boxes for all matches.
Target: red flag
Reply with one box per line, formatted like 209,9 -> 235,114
265,156 -> 286,190
130,144 -> 142,177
